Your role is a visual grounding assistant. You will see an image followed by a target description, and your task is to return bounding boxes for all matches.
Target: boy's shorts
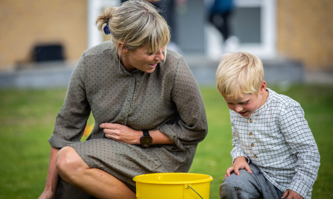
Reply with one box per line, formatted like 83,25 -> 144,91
220,163 -> 283,199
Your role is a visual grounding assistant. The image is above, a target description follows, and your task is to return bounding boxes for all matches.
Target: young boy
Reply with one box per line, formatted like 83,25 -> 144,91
216,52 -> 320,199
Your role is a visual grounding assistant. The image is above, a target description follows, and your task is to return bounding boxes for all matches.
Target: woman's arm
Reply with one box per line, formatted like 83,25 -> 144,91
49,54 -> 91,148
157,55 -> 208,150
100,123 -> 174,145
39,147 -> 60,199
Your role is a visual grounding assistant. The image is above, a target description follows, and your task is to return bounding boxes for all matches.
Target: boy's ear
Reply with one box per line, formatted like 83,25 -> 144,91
259,81 -> 267,94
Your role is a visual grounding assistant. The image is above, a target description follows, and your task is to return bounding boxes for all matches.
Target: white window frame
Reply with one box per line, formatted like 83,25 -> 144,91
235,0 -> 276,59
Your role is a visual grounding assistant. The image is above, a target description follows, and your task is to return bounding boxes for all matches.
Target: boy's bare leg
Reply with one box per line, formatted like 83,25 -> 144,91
56,146 -> 136,199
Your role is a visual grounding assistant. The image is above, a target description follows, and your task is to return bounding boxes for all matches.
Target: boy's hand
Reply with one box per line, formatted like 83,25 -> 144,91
224,156 -> 252,178
281,189 -> 303,199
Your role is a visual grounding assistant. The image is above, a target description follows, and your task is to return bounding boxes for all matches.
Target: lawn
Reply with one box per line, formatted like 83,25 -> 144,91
0,84 -> 332,199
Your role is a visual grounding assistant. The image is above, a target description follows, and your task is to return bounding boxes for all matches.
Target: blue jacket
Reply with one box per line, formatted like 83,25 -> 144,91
210,0 -> 234,14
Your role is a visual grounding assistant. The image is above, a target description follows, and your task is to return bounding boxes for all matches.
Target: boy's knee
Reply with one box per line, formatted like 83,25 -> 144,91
219,171 -> 255,199
219,176 -> 242,198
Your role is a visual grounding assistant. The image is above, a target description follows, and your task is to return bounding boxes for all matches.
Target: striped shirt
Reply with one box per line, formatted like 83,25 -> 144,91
229,88 -> 320,199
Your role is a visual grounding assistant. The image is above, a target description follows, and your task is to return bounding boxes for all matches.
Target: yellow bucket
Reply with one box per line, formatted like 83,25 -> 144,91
133,173 -> 213,199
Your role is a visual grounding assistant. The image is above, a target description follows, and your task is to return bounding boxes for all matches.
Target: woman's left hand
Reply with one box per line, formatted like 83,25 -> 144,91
100,123 -> 141,145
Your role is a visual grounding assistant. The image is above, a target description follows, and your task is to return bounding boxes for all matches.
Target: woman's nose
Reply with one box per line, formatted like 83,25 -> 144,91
155,49 -> 164,61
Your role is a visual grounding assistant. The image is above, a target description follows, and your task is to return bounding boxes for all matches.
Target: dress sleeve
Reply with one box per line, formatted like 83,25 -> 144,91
280,102 -> 320,198
48,54 -> 91,148
158,56 -> 208,150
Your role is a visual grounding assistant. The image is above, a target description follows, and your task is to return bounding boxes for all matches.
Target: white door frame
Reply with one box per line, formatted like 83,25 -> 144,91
235,0 -> 276,59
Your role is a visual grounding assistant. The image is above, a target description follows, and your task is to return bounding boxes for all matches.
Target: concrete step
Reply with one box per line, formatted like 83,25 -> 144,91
183,55 -> 305,86
0,56 -> 331,89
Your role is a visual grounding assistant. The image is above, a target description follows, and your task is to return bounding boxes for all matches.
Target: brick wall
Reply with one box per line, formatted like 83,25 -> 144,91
0,0 -> 87,71
1,0 -> 332,72
277,0 -> 333,71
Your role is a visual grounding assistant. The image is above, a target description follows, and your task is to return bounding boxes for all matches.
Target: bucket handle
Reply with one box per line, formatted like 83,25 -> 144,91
186,185 -> 204,199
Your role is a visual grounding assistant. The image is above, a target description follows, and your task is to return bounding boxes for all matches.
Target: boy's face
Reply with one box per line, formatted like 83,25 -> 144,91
223,81 -> 268,118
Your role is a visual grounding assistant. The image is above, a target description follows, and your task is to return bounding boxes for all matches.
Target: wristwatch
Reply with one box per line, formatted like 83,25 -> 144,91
140,130 -> 153,148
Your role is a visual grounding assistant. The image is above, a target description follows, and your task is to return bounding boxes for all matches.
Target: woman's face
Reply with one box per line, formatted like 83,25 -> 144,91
120,43 -> 165,73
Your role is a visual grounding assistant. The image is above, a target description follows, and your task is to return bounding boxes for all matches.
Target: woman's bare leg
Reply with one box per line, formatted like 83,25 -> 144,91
56,146 -> 136,199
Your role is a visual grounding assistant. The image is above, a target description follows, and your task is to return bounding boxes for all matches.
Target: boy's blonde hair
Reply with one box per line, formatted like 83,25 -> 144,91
216,52 -> 264,99
96,0 -> 170,54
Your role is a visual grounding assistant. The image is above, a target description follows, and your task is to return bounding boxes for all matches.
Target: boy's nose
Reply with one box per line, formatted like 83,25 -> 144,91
235,105 -> 243,113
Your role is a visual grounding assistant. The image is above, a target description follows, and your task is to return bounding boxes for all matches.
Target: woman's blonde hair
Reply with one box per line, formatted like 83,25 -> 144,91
216,52 -> 264,99
96,0 -> 170,54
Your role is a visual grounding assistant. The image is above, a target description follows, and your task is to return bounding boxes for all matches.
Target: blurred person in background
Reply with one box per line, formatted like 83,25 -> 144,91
208,0 -> 239,52
39,1 -> 208,199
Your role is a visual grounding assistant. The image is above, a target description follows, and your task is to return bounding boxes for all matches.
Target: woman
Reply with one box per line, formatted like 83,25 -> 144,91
39,1 -> 208,199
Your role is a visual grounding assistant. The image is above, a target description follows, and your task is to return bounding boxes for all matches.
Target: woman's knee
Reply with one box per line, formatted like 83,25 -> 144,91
56,146 -> 87,179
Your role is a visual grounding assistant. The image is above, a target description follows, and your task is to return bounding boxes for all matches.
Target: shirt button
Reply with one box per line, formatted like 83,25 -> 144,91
251,143 -> 254,147
249,119 -> 253,123
249,132 -> 252,136
254,155 -> 257,158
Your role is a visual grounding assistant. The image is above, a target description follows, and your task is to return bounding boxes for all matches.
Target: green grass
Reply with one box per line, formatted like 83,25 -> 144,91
0,84 -> 332,199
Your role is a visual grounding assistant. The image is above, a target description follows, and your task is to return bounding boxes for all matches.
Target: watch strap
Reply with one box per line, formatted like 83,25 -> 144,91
143,130 -> 149,136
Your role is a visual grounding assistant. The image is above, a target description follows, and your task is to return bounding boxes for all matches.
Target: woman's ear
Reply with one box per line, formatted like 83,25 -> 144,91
118,41 -> 128,53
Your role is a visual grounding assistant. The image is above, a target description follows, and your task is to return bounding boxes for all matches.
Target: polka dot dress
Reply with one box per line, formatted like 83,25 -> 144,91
49,41 -> 208,197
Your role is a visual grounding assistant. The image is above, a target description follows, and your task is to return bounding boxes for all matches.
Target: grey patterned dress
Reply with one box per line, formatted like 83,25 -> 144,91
48,41 -> 208,197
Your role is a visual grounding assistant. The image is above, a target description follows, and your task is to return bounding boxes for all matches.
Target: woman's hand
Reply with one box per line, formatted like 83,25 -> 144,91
224,156 -> 252,178
39,190 -> 55,199
100,123 -> 141,145
281,189 -> 303,199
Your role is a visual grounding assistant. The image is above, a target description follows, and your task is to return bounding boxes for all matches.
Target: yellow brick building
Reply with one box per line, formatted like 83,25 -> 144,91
277,0 -> 333,71
0,0 -> 332,71
0,0 -> 87,70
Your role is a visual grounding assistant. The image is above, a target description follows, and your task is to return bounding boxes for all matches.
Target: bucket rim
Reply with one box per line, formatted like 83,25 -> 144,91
133,172 -> 213,185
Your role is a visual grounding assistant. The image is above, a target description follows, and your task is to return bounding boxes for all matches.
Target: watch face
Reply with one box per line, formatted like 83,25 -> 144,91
140,136 -> 153,147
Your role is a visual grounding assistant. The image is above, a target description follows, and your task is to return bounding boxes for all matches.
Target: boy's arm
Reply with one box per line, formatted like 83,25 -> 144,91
280,103 -> 320,198
230,123 -> 249,163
